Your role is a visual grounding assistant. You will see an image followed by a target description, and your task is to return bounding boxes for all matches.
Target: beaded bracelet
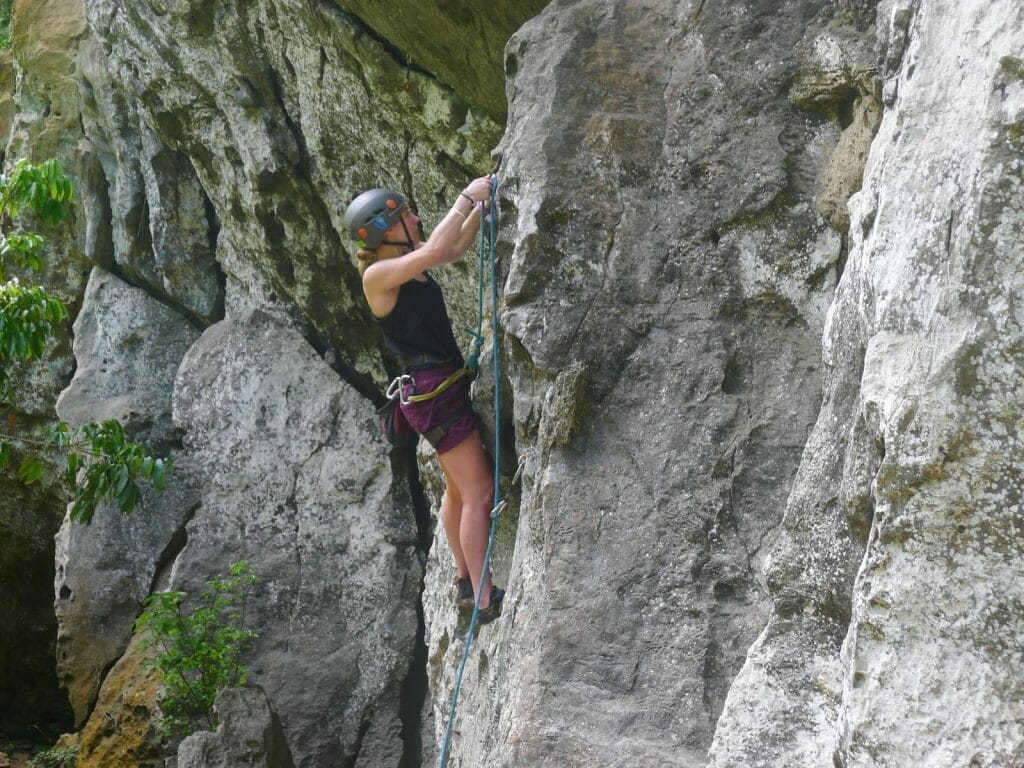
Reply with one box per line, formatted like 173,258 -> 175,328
459,192 -> 476,205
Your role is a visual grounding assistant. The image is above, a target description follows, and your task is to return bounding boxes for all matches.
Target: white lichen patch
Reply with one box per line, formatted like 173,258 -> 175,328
731,213 -> 840,333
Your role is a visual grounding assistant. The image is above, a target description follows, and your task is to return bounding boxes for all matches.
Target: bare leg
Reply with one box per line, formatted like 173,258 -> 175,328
437,430 -> 495,608
439,467 -> 469,580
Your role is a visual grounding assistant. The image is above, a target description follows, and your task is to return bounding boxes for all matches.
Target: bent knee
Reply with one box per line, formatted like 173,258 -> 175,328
442,484 -> 462,508
469,480 -> 495,511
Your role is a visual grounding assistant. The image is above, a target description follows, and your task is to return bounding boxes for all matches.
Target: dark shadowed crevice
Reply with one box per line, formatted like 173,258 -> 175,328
721,353 -> 746,395
148,502 -> 200,594
199,184 -> 227,324
398,445 -> 432,768
305,334 -> 382,407
834,231 -> 851,288
403,446 -> 434,552
344,717 -> 372,768
398,590 -> 428,768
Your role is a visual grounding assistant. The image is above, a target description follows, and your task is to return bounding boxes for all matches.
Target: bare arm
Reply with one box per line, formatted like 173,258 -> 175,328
364,209 -> 463,291
363,176 -> 492,315
439,203 -> 485,265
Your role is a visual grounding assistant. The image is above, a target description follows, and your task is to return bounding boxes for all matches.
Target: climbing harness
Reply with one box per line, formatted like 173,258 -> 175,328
386,366 -> 476,406
378,335 -> 478,449
436,174 -> 504,768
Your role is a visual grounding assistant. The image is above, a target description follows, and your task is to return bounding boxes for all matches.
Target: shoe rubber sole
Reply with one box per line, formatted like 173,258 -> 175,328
477,587 -> 505,626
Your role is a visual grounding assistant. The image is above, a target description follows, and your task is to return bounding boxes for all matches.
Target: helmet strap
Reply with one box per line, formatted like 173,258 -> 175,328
380,216 -> 416,253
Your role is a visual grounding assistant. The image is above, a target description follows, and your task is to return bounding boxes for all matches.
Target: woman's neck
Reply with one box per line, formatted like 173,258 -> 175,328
377,242 -> 418,260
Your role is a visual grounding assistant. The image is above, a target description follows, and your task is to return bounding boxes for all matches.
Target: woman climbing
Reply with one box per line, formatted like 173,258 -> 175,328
343,176 -> 503,624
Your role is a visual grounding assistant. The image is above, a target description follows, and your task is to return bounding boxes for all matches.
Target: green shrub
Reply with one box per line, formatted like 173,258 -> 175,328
135,562 -> 260,739
27,744 -> 78,768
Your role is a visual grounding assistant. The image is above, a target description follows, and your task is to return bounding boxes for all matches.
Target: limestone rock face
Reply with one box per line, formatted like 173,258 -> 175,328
9,0 -> 90,161
79,0 -> 508,381
11,0 -> 1024,766
56,267 -> 200,449
75,634 -> 162,768
74,33 -> 223,324
421,1 -> 876,765
53,267 -> 200,725
170,311 -> 421,768
331,1 -> 550,121
708,1 -> 1024,766
177,686 -> 295,768
4,0 -> 93,436
0,52 -> 17,151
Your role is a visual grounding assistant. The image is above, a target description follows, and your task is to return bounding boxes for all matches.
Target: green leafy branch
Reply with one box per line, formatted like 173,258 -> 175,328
0,160 -> 75,404
135,562 -> 260,739
0,278 -> 67,404
0,420 -> 170,524
0,158 -> 171,524
0,0 -> 12,52
1,158 -> 76,228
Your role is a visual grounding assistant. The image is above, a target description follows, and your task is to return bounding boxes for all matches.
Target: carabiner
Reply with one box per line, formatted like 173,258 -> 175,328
490,499 -> 507,520
386,374 -> 416,406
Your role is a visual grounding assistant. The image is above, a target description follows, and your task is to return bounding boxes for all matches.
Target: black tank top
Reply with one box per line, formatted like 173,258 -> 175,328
375,273 -> 462,361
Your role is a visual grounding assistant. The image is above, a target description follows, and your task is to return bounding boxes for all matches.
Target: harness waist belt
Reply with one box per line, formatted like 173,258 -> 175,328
403,354 -> 462,372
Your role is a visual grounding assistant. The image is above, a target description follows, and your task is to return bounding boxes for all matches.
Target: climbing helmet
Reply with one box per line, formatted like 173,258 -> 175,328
343,188 -> 407,249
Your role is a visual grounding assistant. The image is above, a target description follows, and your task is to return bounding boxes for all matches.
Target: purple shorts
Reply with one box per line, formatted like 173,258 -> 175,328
400,364 -> 478,454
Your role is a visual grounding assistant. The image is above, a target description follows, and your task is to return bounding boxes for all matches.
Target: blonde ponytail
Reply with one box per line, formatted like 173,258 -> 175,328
355,248 -> 378,275
355,244 -> 404,275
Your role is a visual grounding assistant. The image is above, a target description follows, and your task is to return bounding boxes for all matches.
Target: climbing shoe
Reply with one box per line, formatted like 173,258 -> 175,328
476,586 -> 505,626
456,577 -> 475,609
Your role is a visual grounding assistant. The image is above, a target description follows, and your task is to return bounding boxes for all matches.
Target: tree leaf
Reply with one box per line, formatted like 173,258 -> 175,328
64,451 -> 79,485
17,455 -> 44,484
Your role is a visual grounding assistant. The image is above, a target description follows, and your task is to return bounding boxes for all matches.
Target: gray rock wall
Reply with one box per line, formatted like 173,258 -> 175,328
708,1 -> 1024,766
178,686 -> 295,768
25,0 -> 538,764
420,1 -> 875,765
54,267 -> 200,724
171,310 -> 421,767
6,0 -> 1024,767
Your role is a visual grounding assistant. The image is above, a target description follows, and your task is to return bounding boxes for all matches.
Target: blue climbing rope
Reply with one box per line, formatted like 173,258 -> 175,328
437,175 -> 503,768
464,217 -> 487,372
